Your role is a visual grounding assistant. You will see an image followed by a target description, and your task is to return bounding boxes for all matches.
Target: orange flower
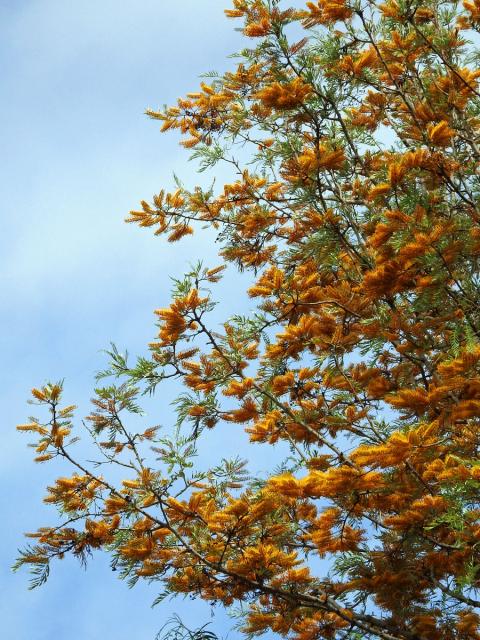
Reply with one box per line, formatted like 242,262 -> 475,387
428,120 -> 454,146
256,78 -> 312,109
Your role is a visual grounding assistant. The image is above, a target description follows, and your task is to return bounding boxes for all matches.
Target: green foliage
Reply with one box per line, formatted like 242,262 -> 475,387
156,615 -> 219,640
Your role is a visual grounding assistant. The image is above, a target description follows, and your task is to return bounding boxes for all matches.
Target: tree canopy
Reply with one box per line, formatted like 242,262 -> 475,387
16,1 -> 480,639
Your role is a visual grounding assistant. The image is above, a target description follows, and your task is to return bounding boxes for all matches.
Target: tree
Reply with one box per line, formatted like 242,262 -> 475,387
15,1 -> 480,638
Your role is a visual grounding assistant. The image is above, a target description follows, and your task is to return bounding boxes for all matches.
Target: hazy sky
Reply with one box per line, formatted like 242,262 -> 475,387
0,2 -> 275,638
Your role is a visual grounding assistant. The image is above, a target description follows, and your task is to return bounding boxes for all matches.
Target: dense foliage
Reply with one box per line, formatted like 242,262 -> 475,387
16,1 -> 480,638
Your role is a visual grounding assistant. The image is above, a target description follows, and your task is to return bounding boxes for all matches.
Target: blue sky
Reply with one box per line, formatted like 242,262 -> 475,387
0,2 -> 277,637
